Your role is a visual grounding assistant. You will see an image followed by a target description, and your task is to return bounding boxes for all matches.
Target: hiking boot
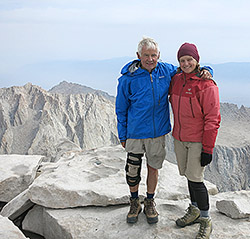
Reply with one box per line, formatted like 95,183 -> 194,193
127,197 -> 142,223
176,204 -> 200,227
143,198 -> 159,224
195,217 -> 212,239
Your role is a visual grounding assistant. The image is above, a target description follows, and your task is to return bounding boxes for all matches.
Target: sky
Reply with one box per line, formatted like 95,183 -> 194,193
0,0 -> 250,105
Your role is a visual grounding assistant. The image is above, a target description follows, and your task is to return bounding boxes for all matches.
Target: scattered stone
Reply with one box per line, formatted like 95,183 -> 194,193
216,190 -> 250,219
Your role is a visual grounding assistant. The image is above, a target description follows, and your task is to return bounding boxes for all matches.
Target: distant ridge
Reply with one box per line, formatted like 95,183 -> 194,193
0,83 -> 118,158
0,59 -> 249,106
49,81 -> 115,102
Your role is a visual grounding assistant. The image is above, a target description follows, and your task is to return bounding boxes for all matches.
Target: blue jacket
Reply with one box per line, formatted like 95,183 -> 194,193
115,60 -> 177,141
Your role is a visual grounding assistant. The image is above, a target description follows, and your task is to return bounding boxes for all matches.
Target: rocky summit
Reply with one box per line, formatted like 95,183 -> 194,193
0,145 -> 250,239
0,82 -> 250,238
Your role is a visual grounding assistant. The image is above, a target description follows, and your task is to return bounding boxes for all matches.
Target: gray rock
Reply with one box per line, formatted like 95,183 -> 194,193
27,145 -> 217,209
0,144 -> 248,239
0,189 -> 34,221
0,215 -> 27,239
0,154 -> 44,202
216,190 -> 250,219
22,197 -> 250,239
22,206 -> 44,237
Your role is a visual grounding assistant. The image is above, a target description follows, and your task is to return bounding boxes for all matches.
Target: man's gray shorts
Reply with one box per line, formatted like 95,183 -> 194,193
125,136 -> 166,169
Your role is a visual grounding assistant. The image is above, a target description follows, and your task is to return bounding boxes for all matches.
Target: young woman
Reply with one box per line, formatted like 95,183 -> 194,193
169,43 -> 221,239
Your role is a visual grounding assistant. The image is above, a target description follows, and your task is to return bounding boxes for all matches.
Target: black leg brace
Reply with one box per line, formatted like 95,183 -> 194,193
125,152 -> 143,187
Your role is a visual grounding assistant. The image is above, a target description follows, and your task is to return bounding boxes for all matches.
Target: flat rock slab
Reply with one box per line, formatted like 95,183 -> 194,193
28,146 -> 217,208
0,215 -> 27,239
22,196 -> 250,239
0,154 -> 44,202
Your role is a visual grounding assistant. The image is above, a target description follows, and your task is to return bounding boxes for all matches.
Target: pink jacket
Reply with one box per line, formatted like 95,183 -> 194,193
169,72 -> 221,154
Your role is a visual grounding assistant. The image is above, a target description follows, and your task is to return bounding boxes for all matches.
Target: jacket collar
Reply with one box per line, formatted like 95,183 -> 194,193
183,71 -> 201,80
121,59 -> 159,76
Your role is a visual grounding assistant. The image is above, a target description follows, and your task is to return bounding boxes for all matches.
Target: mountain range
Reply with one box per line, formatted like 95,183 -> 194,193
0,81 -> 249,193
0,81 -> 250,238
0,58 -> 249,107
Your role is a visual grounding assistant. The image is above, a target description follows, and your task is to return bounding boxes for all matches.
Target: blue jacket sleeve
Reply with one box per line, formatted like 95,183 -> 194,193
202,66 -> 213,77
115,76 -> 130,141
162,62 -> 177,77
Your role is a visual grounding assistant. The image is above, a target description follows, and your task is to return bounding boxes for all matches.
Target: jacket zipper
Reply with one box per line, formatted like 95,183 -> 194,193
178,75 -> 186,141
190,98 -> 195,118
158,78 -> 160,105
150,74 -> 156,137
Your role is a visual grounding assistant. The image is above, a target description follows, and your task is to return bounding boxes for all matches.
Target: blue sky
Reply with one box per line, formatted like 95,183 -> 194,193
0,0 -> 250,106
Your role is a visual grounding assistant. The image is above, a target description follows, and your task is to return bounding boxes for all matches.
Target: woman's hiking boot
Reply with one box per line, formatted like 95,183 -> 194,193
143,198 -> 159,224
176,204 -> 200,227
127,197 -> 142,223
195,217 -> 212,239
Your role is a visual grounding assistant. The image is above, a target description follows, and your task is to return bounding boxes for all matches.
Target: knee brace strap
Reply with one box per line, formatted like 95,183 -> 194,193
125,153 -> 143,187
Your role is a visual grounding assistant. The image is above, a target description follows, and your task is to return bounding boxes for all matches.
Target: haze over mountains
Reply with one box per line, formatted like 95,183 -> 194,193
0,58 -> 249,107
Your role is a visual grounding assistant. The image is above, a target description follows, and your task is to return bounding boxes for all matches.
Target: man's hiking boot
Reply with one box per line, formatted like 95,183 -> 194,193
143,198 -> 159,224
127,197 -> 142,223
176,204 -> 200,227
195,217 -> 212,239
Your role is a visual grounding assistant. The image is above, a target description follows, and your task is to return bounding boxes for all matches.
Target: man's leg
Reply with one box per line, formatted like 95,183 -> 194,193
125,152 -> 143,223
130,184 -> 139,194
143,164 -> 159,224
143,136 -> 165,224
129,184 -> 139,200
147,164 -> 158,194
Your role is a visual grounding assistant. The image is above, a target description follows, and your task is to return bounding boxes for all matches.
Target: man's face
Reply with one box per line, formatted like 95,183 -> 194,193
137,46 -> 160,72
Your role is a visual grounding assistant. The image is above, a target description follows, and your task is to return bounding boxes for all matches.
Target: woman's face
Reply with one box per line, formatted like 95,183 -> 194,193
179,55 -> 198,73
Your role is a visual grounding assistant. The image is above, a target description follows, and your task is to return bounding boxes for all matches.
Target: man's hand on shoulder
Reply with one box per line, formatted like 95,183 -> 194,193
200,69 -> 212,80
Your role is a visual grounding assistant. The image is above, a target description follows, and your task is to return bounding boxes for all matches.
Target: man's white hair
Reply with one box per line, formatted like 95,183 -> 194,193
137,37 -> 160,55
